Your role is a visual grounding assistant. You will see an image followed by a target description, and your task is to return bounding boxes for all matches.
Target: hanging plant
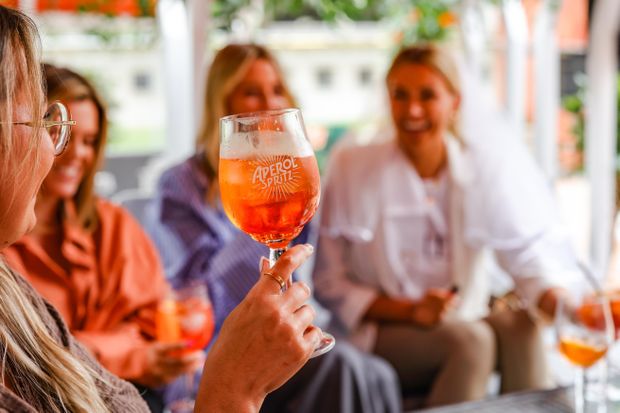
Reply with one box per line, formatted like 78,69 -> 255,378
392,0 -> 459,45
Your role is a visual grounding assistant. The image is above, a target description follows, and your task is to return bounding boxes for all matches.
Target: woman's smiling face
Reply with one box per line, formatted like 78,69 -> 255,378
387,62 -> 459,150
40,99 -> 99,201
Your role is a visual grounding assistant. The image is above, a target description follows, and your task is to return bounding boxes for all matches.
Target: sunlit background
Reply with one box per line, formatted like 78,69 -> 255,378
3,0 -> 620,394
4,0 -> 618,287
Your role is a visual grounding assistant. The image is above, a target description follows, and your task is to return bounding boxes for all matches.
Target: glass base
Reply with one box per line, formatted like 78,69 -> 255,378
310,333 -> 335,358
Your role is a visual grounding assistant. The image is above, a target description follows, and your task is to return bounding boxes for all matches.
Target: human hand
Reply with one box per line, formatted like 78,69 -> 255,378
537,287 -> 571,322
134,342 -> 205,388
412,288 -> 458,328
195,244 -> 321,413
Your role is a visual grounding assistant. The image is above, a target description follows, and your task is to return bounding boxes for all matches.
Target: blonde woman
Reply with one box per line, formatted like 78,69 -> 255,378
0,6 -> 320,412
145,43 -> 402,413
314,45 -> 579,407
3,64 -> 202,411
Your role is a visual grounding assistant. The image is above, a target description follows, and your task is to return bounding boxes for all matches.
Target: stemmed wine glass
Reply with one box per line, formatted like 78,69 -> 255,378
219,108 -> 335,357
156,283 -> 215,413
556,294 -> 614,413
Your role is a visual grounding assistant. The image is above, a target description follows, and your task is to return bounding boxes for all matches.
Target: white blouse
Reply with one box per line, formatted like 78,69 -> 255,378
313,135 -> 581,351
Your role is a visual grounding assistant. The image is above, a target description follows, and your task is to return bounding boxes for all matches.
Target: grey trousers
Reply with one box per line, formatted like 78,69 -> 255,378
261,341 -> 402,413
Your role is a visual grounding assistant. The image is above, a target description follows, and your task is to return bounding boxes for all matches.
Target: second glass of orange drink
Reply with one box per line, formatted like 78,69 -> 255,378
219,108 -> 334,357
156,283 -> 214,413
557,294 -> 614,413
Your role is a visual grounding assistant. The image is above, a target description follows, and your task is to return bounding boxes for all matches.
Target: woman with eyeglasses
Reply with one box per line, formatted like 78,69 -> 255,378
3,64 -> 204,411
0,6 -> 320,412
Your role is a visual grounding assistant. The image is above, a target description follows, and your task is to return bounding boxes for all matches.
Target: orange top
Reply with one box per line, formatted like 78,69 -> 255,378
3,198 -> 168,381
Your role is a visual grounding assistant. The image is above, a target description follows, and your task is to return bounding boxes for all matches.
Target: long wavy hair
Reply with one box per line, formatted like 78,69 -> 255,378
0,6 -> 110,412
196,43 -> 295,201
43,64 -> 108,231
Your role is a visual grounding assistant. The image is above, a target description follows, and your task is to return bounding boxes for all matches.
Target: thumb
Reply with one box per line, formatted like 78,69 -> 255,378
259,256 -> 270,272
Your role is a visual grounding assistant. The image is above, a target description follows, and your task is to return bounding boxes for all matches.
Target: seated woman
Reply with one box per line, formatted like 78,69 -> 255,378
0,6 -> 321,413
145,43 -> 402,413
313,45 -> 579,407
3,64 -> 204,409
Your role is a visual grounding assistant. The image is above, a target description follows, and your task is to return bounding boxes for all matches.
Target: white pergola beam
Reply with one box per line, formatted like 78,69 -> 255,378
533,0 -> 561,180
460,0 -> 487,77
501,0 -> 528,140
585,0 -> 620,276
157,0 -> 195,161
189,0 -> 210,134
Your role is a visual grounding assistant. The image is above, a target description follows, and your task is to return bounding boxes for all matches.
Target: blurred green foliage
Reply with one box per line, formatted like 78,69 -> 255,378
562,73 -> 620,171
562,74 -> 586,155
212,0 -> 461,43
314,125 -> 348,172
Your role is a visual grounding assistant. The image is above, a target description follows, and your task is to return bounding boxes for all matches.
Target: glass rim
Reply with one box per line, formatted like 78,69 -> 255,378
220,107 -> 300,123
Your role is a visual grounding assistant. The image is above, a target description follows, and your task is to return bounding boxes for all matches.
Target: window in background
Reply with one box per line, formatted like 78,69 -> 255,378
316,67 -> 333,88
133,71 -> 152,92
36,12 -> 165,157
359,67 -> 373,86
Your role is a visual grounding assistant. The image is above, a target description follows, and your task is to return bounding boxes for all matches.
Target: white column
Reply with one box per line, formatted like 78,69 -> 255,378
140,0 -> 211,192
500,0 -> 528,140
532,0 -> 561,180
585,0 -> 620,275
459,0 -> 487,77
157,0 -> 194,162
189,0 -> 211,134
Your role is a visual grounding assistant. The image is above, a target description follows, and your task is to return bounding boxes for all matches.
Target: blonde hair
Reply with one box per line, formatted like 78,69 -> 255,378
43,64 -> 108,231
0,7 -> 110,412
387,44 -> 463,140
196,43 -> 295,200
0,6 -> 43,225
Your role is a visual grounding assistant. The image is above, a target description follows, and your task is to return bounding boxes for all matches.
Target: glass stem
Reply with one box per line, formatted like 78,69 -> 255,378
269,246 -> 289,291
185,371 -> 194,402
575,367 -> 585,413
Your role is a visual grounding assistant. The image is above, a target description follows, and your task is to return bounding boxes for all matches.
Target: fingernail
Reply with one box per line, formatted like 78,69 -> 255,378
259,256 -> 269,271
299,281 -> 311,295
304,244 -> 314,253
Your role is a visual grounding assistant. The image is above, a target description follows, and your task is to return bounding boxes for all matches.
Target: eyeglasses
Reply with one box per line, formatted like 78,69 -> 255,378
3,101 -> 76,156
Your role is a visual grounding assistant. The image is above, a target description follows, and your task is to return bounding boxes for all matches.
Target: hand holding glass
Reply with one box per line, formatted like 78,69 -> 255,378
219,108 -> 334,357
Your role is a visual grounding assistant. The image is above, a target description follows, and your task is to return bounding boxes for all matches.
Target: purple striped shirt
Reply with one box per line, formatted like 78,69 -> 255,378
144,155 -> 307,337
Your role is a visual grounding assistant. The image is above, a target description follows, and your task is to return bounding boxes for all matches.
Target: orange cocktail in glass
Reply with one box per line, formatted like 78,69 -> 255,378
220,155 -> 319,249
219,108 -> 333,358
156,284 -> 214,412
156,294 -> 214,354
559,337 -> 608,368
556,296 -> 614,413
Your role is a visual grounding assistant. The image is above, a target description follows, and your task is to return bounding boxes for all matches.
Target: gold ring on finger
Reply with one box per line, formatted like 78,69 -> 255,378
264,271 -> 286,291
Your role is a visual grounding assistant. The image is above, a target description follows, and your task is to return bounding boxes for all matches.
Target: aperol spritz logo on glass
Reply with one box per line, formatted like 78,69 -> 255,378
251,155 -> 301,197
